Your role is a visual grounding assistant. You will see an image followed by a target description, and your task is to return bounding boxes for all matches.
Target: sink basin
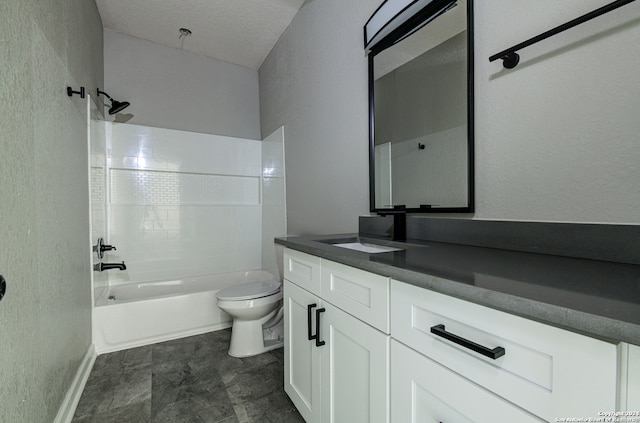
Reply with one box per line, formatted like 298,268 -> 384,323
331,242 -> 404,254
317,237 -> 406,254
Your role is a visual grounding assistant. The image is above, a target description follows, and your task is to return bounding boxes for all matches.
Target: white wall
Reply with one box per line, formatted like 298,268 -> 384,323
104,30 -> 261,139
91,123 -> 287,287
260,0 -> 640,230
0,1 -> 102,421
103,123 -> 263,286
90,107 -> 109,302
261,126 -> 287,279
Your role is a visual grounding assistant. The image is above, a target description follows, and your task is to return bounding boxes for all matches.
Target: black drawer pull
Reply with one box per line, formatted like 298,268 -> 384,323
0,275 -> 6,302
315,308 -> 326,347
430,324 -> 505,360
307,304 -> 317,340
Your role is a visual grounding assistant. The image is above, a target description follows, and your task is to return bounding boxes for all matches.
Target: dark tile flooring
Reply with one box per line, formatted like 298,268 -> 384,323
72,329 -> 303,423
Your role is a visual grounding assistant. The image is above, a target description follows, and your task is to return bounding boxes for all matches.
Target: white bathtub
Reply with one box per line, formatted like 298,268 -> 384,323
92,270 -> 278,354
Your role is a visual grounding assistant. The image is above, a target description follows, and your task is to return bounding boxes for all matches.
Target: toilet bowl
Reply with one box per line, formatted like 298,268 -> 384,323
216,278 -> 284,357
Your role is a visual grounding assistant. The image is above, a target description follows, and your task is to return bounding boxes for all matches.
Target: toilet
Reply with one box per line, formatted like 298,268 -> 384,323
216,278 -> 284,357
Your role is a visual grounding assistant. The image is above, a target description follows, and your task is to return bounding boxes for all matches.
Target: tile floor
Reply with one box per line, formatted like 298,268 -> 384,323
72,329 -> 303,423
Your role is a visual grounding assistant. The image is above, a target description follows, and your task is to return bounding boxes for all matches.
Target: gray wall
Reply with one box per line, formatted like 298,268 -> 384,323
0,0 -> 103,422
259,0 -> 379,235
475,0 -> 640,223
260,0 -> 640,232
104,30 -> 261,139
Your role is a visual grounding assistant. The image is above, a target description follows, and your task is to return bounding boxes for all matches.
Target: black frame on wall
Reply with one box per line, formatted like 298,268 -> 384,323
367,0 -> 475,214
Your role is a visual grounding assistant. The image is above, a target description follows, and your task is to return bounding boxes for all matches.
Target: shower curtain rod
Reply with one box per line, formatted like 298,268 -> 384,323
489,0 -> 637,69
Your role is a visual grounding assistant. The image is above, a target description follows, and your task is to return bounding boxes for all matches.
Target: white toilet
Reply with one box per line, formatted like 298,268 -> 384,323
216,278 -> 284,357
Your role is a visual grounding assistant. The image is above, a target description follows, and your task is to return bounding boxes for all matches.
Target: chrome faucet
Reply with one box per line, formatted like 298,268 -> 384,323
94,262 -> 127,272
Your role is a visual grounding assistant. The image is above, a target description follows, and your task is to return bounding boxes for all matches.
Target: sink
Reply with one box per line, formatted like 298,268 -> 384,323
331,242 -> 404,254
317,237 -> 406,254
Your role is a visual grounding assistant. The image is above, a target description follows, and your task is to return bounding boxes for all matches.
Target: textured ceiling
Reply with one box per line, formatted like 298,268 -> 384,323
95,0 -> 305,70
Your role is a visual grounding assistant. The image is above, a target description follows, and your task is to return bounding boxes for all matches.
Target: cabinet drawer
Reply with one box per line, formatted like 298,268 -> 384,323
284,248 -> 321,296
391,340 -> 544,423
391,279 -> 617,421
321,259 -> 390,333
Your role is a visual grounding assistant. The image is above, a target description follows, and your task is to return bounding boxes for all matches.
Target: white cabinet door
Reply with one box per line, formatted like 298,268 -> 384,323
627,344 -> 640,411
391,340 -> 544,423
320,301 -> 389,423
284,280 -> 321,423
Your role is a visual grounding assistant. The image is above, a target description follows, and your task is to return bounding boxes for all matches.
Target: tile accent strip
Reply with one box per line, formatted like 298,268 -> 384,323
110,168 -> 260,205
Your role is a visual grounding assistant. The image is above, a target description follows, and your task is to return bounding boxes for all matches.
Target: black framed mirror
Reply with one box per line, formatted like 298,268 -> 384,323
366,0 -> 474,213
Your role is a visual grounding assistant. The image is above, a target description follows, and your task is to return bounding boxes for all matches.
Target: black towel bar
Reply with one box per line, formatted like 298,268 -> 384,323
489,0 -> 637,69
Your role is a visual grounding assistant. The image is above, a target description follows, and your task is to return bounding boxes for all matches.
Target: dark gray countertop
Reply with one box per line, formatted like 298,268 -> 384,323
275,234 -> 640,346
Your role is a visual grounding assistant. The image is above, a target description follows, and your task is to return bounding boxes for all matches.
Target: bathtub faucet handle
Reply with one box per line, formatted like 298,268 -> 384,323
94,238 -> 117,259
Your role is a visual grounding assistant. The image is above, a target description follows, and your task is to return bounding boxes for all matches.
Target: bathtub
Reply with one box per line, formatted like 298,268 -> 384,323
92,270 -> 277,354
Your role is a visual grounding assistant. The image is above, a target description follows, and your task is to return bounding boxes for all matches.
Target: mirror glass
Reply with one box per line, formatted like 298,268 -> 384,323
369,0 -> 473,212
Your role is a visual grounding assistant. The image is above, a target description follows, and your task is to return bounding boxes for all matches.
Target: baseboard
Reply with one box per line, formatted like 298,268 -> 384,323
53,343 -> 97,423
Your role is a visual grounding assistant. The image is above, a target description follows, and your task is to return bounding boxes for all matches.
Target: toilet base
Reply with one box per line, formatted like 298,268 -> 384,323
227,308 -> 284,357
228,338 -> 284,358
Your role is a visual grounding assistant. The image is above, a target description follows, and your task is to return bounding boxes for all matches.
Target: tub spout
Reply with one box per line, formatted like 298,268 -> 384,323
94,262 -> 127,272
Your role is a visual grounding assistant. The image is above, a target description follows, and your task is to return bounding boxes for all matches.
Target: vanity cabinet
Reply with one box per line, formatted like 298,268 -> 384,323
284,248 -> 322,297
391,339 -> 543,422
284,279 -> 321,422
283,247 -> 632,423
317,299 -> 389,423
320,259 -> 389,333
624,344 -> 640,410
283,250 -> 390,423
391,279 -> 618,422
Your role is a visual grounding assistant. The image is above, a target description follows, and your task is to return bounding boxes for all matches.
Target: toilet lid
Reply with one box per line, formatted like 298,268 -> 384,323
216,279 -> 281,301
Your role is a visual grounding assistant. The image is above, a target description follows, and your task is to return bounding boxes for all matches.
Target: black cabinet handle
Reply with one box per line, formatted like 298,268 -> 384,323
315,308 -> 326,347
0,275 -> 6,302
307,303 -> 317,340
430,324 -> 505,360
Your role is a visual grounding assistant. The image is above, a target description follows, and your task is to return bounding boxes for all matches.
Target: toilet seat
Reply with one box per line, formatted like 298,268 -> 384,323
216,279 -> 280,301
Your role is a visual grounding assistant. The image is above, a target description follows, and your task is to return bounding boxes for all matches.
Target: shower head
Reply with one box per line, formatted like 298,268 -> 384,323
108,99 -> 131,115
96,88 -> 131,115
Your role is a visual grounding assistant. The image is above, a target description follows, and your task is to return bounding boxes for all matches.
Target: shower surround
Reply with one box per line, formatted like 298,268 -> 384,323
89,121 -> 286,352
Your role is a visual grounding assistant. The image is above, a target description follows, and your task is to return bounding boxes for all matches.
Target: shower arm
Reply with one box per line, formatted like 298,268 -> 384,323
96,88 -> 114,101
